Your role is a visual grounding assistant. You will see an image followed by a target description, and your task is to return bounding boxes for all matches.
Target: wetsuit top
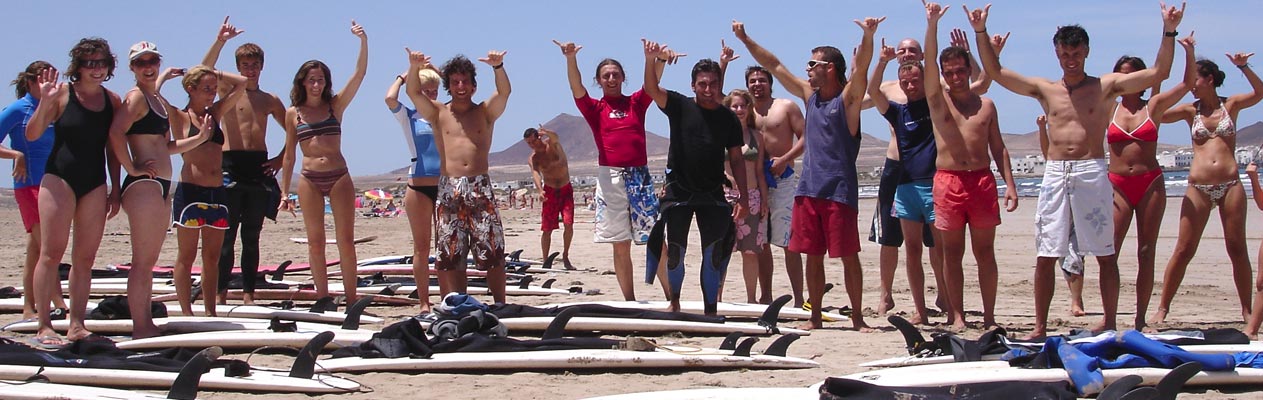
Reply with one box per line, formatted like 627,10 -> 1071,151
390,104 -> 440,178
796,91 -> 860,208
1191,100 -> 1236,140
0,94 -> 54,188
660,90 -> 744,196
296,106 -> 341,142
1106,103 -> 1158,143
125,95 -> 169,136
882,98 -> 937,182
574,89 -> 653,167
47,83 -> 113,196
188,112 -> 225,145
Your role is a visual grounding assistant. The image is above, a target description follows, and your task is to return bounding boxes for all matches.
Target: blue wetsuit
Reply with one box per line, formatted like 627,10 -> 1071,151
0,94 -> 54,189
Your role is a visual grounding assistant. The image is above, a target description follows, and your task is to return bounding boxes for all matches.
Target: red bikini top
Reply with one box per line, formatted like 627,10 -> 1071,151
1106,103 -> 1158,143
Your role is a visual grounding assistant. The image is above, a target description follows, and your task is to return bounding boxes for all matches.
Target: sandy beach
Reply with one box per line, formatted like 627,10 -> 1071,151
0,196 -> 1257,399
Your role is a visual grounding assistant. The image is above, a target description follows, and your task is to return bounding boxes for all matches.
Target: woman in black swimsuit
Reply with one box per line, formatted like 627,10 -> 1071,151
279,21 -> 368,302
170,65 -> 247,318
24,38 -> 124,348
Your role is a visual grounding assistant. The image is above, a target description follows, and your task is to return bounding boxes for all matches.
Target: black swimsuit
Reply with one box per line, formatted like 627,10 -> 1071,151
46,83 -> 112,199
125,96 -> 169,136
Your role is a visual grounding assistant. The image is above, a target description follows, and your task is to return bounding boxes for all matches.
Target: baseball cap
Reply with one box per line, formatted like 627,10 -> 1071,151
128,41 -> 161,61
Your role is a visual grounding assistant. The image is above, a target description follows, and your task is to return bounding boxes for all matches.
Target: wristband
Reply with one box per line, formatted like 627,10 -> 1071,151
975,29 -> 987,34
656,57 -> 668,63
396,75 -> 405,81
1239,63 -> 1251,69
1164,30 -> 1178,37
492,63 -> 504,70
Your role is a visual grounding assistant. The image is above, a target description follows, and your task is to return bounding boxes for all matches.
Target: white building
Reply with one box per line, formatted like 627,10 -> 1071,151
1011,154 -> 1046,175
1157,150 -> 1193,169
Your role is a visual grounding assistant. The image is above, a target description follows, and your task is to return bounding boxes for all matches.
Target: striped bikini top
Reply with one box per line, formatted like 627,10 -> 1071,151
296,106 -> 342,142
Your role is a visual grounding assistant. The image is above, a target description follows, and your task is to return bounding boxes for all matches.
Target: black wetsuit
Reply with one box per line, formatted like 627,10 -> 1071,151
46,83 -> 112,198
218,150 -> 281,294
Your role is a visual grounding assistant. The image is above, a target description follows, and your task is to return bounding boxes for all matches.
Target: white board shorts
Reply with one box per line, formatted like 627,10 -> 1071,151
594,166 -> 658,244
766,170 -> 798,248
1035,159 -> 1115,258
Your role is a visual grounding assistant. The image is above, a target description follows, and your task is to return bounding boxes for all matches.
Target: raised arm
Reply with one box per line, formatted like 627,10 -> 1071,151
1107,2 -> 1183,98
1226,52 -> 1263,111
385,69 -> 407,110
404,48 -> 442,122
732,21 -> 812,101
210,71 -> 249,118
844,16 -> 883,137
1149,32 -> 1197,118
331,20 -> 369,116
868,38 -> 896,116
553,40 -> 587,99
718,40 -> 741,91
479,50 -> 511,122
203,16 -> 244,93
966,4 -> 1042,98
642,39 -> 670,108
924,2 -> 948,109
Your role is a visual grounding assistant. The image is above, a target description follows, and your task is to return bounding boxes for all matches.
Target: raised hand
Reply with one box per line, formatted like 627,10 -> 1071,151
162,67 -> 185,82
853,16 -> 887,34
922,0 -> 949,22
877,38 -> 896,63
36,67 -> 61,100
720,39 -> 741,64
350,19 -> 366,39
194,112 -> 214,143
479,50 -> 507,67
217,16 -> 244,42
642,38 -> 665,60
405,48 -> 431,69
950,28 -> 971,51
1226,52 -> 1254,67
1177,31 -> 1196,51
663,47 -> 687,65
990,32 -> 1011,54
731,20 -> 749,41
1160,1 -> 1186,31
963,4 -> 992,31
551,40 -> 582,57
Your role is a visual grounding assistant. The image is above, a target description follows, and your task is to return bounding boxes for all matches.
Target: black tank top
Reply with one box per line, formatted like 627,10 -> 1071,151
46,83 -> 112,192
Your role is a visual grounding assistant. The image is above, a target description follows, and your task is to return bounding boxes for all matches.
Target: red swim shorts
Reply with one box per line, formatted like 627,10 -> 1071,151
541,183 -> 574,231
932,169 -> 1001,231
788,196 -> 860,258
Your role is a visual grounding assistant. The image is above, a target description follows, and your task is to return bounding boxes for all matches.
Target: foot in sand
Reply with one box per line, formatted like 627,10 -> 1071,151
66,326 -> 94,342
1151,308 -> 1169,325
850,317 -> 876,333
562,258 -> 576,271
1021,328 -> 1047,342
877,296 -> 894,316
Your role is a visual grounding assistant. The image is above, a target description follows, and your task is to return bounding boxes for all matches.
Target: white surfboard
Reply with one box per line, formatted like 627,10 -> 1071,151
67,282 -> 179,295
2,316 -> 343,335
0,364 -> 361,394
315,345 -> 819,373
0,380 -> 174,400
416,316 -> 808,336
178,304 -> 383,325
584,387 -> 817,400
860,340 -> 1263,368
0,298 -> 97,312
289,235 -> 377,244
387,285 -> 571,297
116,328 -> 376,351
543,300 -> 848,322
840,360 -> 1263,388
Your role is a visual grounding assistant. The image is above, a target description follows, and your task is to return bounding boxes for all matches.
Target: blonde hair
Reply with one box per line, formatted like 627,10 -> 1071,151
182,65 -> 215,89
417,68 -> 440,86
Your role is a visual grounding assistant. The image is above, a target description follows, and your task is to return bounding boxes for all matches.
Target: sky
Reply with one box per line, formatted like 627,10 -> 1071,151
0,0 -> 1259,186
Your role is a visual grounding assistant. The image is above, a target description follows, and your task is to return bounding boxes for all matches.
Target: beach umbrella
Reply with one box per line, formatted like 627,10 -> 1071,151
364,189 -> 392,200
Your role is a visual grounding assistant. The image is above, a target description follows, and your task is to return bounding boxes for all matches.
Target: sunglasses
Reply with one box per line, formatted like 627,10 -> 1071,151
81,58 -> 110,69
806,60 -> 831,69
132,57 -> 160,67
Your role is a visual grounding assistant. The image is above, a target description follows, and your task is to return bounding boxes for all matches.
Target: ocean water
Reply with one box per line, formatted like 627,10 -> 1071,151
857,170 -> 1257,199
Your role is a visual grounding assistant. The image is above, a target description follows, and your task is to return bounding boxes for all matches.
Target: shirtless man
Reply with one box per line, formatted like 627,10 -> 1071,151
525,126 -> 575,270
201,16 -> 286,305
968,2 -> 1183,337
405,48 -> 510,304
922,1 -> 1019,330
734,17 -> 882,330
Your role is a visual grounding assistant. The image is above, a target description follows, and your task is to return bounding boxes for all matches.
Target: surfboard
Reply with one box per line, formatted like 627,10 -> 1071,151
116,260 -> 325,275
839,360 -> 1263,388
460,316 -> 810,336
178,304 -> 383,325
115,327 -> 376,351
289,235 -> 377,244
1,316 -> 344,335
314,345 -> 819,373
584,387 -> 817,400
0,380 -> 175,400
0,298 -> 97,313
542,300 -> 848,322
387,284 -> 573,297
339,264 -> 490,277
859,341 -> 1263,368
151,288 -> 418,306
0,364 -> 361,394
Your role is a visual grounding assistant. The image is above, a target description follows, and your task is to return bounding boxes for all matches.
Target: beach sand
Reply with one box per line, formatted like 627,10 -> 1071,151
0,197 -> 1257,399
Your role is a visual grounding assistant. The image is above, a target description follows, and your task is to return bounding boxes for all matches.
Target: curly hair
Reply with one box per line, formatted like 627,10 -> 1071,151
12,60 -> 52,98
440,55 -> 477,93
290,60 -> 334,106
65,37 -> 116,83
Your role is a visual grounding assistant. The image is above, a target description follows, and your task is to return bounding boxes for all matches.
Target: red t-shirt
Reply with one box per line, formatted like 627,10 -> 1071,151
574,89 -> 652,167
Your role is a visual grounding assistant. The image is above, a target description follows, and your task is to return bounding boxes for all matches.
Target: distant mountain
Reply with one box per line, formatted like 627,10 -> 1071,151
489,113 -> 669,167
1237,121 -> 1263,147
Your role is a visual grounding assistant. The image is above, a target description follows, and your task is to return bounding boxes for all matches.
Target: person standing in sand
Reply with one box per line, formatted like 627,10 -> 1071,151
386,65 -> 443,316
923,1 -> 1018,330
201,17 -> 287,306
734,16 -> 882,331
969,1 -> 1184,338
525,126 -> 575,270
403,47 -> 511,304
721,89 -> 770,305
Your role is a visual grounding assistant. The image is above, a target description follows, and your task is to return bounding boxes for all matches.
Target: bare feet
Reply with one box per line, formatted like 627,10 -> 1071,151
794,320 -> 823,331
851,317 -> 876,333
1069,302 -> 1086,317
65,326 -> 94,342
667,300 -> 681,313
1150,308 -> 1169,325
132,323 -> 161,340
908,312 -> 928,326
1021,328 -> 1047,342
217,291 -> 229,305
1134,319 -> 1157,333
981,317 -> 999,330
877,296 -> 895,316
242,293 -> 255,305
1089,319 -> 1117,334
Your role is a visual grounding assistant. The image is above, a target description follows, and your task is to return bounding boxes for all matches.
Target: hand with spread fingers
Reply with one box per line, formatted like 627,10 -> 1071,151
552,40 -> 582,57
217,16 -> 244,42
963,3 -> 992,32
1227,52 -> 1254,67
1160,1 -> 1186,32
480,50 -> 507,68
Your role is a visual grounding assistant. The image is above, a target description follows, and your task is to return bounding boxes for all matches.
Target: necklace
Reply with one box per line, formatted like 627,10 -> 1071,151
1061,77 -> 1092,94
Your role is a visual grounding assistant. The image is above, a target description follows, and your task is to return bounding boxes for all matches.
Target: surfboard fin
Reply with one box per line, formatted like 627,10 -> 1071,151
1097,374 -> 1143,400
21,366 -> 48,383
341,295 -> 373,330
720,332 -> 743,351
544,252 -> 561,269
1154,361 -> 1202,400
1118,388 -> 1159,400
734,337 -> 759,357
168,346 -> 221,400
764,333 -> 800,357
310,296 -> 338,313
517,275 -> 536,290
542,307 -> 580,340
888,315 -> 928,356
758,295 -> 792,334
508,249 -> 524,262
269,317 -> 297,333
541,278 -> 556,289
290,331 -> 336,379
269,260 -> 293,282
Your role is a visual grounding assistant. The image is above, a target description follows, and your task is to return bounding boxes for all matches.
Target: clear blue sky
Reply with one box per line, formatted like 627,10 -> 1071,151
1,0 -> 1259,185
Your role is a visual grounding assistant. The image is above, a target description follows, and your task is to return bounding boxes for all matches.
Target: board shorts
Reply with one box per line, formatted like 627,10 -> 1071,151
933,168 -> 1001,231
1036,159 -> 1115,257
594,166 -> 658,244
731,188 -> 767,252
541,183 -> 575,231
15,186 -> 39,233
894,180 -> 935,225
788,196 -> 860,258
172,182 -> 230,230
766,167 -> 798,248
435,174 -> 505,271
